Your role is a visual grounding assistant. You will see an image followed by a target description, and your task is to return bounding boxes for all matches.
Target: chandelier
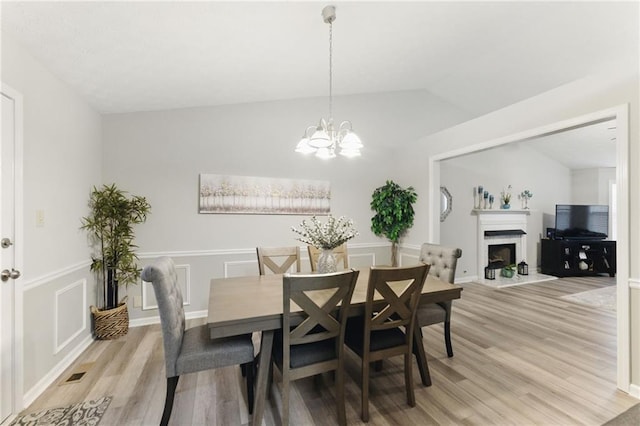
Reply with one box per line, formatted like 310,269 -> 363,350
295,5 -> 363,159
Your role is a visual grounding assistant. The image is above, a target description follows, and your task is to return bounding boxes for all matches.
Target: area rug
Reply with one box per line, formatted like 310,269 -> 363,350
10,396 -> 111,426
561,285 -> 616,311
603,403 -> 640,425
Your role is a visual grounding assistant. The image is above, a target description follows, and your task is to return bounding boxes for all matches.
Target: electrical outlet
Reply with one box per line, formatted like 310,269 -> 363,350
133,296 -> 142,308
36,209 -> 45,227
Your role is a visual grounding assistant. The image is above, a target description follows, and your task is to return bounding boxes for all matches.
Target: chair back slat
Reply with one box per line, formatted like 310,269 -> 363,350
257,246 -> 301,275
365,264 -> 429,335
283,270 -> 359,348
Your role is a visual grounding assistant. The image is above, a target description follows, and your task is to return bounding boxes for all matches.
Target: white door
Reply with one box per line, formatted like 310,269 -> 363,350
1,89 -> 21,423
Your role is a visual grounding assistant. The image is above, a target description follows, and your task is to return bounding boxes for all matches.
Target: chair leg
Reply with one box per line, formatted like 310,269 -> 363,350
161,376 -> 179,426
412,326 -> 432,386
336,365 -> 346,426
361,359 -> 370,422
244,362 -> 254,415
444,321 -> 454,357
282,371 -> 290,426
404,353 -> 416,407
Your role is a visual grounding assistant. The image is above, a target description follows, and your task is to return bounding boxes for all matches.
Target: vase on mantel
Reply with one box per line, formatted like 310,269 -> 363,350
317,249 -> 338,273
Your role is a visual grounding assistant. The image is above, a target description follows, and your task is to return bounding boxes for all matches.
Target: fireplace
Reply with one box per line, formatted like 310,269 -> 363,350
475,210 -> 530,279
488,243 -> 516,269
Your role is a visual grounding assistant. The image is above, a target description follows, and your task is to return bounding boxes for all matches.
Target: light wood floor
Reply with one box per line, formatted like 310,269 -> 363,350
21,276 -> 639,425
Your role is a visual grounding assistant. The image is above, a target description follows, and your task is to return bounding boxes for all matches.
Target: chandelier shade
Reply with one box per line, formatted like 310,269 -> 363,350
295,5 -> 363,159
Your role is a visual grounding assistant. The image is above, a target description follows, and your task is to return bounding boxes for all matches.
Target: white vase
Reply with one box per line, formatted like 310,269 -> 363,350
317,249 -> 337,273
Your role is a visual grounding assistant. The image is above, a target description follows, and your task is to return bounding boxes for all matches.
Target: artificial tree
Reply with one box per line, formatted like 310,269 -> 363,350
370,180 -> 417,266
81,184 -> 151,310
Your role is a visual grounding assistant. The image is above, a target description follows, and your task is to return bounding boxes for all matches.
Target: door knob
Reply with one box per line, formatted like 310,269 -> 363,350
1,238 -> 13,249
1,268 -> 21,282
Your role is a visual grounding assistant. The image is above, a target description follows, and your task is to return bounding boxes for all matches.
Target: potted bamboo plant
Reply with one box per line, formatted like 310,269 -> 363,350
81,184 -> 151,339
370,180 -> 417,266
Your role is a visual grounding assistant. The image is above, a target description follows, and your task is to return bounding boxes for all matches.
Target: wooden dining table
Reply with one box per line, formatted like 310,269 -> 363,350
207,268 -> 462,426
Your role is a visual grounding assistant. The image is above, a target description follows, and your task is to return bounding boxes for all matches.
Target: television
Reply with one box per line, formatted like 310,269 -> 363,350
554,204 -> 609,240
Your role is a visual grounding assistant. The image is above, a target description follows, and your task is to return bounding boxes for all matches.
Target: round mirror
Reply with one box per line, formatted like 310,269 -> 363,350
440,186 -> 452,222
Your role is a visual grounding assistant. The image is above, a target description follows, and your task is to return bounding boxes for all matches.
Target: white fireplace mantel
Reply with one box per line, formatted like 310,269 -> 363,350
475,209 -> 531,278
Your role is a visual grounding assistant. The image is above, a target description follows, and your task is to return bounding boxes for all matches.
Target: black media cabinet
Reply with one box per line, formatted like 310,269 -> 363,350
540,239 -> 616,277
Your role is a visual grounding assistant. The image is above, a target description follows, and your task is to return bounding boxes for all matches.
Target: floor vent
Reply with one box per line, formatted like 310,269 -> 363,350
60,362 -> 93,385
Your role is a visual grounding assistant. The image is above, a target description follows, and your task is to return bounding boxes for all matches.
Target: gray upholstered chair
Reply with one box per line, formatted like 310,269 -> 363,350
345,264 -> 430,422
141,257 -> 255,426
416,243 -> 462,360
272,270 -> 359,426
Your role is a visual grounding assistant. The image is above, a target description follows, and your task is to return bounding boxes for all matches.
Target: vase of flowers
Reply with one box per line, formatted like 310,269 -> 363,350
292,215 -> 358,273
501,185 -> 512,209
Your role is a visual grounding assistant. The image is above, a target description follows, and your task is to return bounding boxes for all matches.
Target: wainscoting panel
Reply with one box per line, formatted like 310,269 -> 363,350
141,264 -> 190,310
54,279 -> 87,354
224,259 -> 259,278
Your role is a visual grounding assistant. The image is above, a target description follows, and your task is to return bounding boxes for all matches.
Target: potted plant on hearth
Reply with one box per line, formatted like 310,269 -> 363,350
81,184 -> 151,339
370,180 -> 417,266
501,264 -> 516,278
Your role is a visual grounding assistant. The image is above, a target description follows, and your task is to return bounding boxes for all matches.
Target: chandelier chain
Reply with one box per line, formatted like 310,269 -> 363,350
329,20 -> 333,121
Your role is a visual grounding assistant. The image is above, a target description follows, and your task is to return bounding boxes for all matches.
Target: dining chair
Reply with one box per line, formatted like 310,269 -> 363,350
256,246 -> 301,275
272,269 -> 360,426
416,243 -> 462,360
344,263 -> 430,422
141,257 -> 255,426
307,243 -> 349,272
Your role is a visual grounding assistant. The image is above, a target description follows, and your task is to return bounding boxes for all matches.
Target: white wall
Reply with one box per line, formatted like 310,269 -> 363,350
102,90 -> 472,321
572,167 -> 615,205
1,34 -> 102,399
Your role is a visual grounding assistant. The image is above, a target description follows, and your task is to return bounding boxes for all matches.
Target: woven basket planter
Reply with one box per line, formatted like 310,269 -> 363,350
91,297 -> 129,340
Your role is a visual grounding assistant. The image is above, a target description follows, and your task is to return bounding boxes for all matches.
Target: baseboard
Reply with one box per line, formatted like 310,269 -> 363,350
129,309 -> 208,328
629,383 -> 640,399
22,334 -> 94,408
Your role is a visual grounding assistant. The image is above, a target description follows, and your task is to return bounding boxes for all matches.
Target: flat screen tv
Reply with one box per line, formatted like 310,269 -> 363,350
555,204 -> 609,240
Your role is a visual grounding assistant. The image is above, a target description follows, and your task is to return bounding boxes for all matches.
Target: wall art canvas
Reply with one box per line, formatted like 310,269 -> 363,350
199,174 -> 331,215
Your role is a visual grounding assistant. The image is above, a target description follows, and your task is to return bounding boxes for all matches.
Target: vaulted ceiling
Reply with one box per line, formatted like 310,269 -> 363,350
2,1 -> 637,116
1,2 -> 636,169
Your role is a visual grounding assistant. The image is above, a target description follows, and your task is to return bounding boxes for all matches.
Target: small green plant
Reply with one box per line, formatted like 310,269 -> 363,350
370,180 -> 417,266
81,184 -> 151,310
501,264 -> 516,278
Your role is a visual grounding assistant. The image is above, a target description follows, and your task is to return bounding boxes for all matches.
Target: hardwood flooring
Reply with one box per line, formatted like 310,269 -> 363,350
20,276 -> 639,425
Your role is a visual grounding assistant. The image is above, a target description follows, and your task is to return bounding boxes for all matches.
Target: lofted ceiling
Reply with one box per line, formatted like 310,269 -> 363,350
1,1 -> 637,167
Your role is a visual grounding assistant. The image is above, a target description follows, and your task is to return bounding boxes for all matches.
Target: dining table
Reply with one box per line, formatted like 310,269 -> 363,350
207,268 -> 462,426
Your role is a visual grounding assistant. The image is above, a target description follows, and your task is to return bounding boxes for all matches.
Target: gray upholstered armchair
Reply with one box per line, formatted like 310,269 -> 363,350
416,243 -> 462,359
141,257 -> 255,426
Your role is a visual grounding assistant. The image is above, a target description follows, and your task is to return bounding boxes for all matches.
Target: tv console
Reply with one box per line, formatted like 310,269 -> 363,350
541,239 -> 616,277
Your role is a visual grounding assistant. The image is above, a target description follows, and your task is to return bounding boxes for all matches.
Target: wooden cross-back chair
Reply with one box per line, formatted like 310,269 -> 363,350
256,246 -> 301,275
344,263 -> 430,422
307,244 -> 349,272
272,270 -> 360,425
